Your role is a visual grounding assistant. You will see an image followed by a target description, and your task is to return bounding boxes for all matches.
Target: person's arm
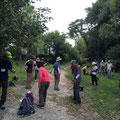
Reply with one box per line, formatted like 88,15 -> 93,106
10,69 -> 16,73
58,63 -> 60,73
50,67 -> 54,73
38,69 -> 42,88
73,67 -> 81,83
50,64 -> 54,73
8,61 -> 16,73
75,67 -> 81,80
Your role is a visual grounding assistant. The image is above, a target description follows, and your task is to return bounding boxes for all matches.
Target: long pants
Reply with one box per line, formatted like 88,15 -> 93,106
107,70 -> 112,79
35,70 -> 38,80
0,81 -> 8,105
92,74 -> 98,86
39,82 -> 50,107
26,72 -> 32,88
83,70 -> 86,75
100,66 -> 104,74
73,81 -> 81,103
54,72 -> 60,90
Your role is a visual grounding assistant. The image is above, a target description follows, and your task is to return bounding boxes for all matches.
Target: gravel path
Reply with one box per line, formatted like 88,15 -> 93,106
0,69 -> 101,120
0,70 -> 83,120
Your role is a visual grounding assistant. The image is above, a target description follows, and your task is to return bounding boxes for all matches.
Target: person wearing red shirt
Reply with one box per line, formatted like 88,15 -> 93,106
37,62 -> 50,108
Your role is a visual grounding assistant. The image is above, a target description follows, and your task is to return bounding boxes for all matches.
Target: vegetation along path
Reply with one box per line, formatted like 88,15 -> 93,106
0,69 -> 102,120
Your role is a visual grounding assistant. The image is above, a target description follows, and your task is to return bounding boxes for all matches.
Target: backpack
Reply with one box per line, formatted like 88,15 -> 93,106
17,92 -> 35,116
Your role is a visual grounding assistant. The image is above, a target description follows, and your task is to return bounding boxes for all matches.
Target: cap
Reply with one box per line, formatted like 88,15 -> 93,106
5,51 -> 12,58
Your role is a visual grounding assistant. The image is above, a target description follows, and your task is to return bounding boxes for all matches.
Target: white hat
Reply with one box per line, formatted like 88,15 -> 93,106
56,57 -> 62,61
108,60 -> 110,63
92,62 -> 96,65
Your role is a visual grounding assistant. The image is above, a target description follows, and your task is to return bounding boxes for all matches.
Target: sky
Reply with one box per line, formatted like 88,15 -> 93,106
34,0 -> 96,46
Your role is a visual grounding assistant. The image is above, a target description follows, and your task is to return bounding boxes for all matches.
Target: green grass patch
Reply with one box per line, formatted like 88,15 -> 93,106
8,61 -> 26,86
65,65 -> 120,119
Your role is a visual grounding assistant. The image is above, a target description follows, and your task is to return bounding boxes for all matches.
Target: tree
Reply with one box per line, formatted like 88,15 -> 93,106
0,0 -> 51,60
75,38 -> 87,60
68,19 -> 86,39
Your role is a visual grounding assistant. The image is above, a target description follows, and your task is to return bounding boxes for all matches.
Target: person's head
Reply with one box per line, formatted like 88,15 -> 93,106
36,57 -> 40,62
87,65 -> 90,68
3,51 -> 12,61
31,55 -> 36,61
101,60 -> 103,62
37,61 -> 44,68
92,62 -> 96,66
71,60 -> 78,67
56,57 -> 62,62
108,60 -> 111,63
42,57 -> 44,60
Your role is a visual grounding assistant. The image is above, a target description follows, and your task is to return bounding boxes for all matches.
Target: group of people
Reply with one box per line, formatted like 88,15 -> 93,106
0,51 -> 62,110
24,56 -> 62,108
100,60 -> 113,79
81,60 -> 113,88
0,51 -> 114,110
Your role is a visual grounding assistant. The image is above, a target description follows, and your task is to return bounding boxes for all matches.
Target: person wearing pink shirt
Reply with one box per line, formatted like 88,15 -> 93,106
82,65 -> 89,75
37,62 -> 50,108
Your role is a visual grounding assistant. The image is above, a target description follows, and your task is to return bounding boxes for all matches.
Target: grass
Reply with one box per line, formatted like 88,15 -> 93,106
65,64 -> 120,119
8,61 -> 26,86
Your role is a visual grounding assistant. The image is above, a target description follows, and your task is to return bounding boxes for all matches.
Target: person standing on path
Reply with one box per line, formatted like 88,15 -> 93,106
91,62 -> 98,87
107,60 -> 113,79
24,55 -> 35,89
37,62 -> 50,108
71,60 -> 81,104
0,51 -> 15,110
50,57 -> 62,91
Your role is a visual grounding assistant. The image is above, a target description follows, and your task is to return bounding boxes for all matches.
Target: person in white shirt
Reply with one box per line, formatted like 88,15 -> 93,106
100,60 -> 105,74
91,62 -> 98,87
107,60 -> 113,79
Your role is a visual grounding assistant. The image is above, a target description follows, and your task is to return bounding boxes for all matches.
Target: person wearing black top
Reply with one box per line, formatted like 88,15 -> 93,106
71,60 -> 81,104
0,51 -> 15,110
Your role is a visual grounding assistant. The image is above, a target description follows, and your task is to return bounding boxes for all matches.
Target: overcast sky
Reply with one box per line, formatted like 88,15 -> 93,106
34,0 -> 96,46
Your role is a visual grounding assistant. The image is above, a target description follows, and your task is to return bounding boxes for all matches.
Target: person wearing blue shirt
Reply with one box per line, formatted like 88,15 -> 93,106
0,51 -> 15,110
50,57 -> 62,91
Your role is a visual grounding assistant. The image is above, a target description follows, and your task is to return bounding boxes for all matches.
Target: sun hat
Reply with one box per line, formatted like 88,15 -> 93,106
92,62 -> 96,65
56,57 -> 62,61
4,51 -> 12,58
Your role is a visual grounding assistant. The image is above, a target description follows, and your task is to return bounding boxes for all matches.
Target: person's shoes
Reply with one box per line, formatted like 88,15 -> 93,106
0,105 -> 6,110
96,86 -> 98,88
35,80 -> 37,82
37,104 -> 45,109
54,88 -> 60,91
25,86 -> 32,89
74,101 -> 81,104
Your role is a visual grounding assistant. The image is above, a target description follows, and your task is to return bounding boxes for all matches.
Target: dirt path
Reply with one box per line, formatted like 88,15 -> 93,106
0,69 -> 101,120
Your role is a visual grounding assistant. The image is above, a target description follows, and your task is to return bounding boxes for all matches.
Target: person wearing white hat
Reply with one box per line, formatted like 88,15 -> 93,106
91,62 -> 98,87
50,57 -> 62,91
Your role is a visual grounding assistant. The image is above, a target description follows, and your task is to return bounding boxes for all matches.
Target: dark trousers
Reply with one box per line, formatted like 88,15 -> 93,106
0,81 -> 8,105
83,70 -> 86,75
73,82 -> 81,103
35,70 -> 38,80
54,72 -> 60,90
92,74 -> 98,86
39,82 -> 50,107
